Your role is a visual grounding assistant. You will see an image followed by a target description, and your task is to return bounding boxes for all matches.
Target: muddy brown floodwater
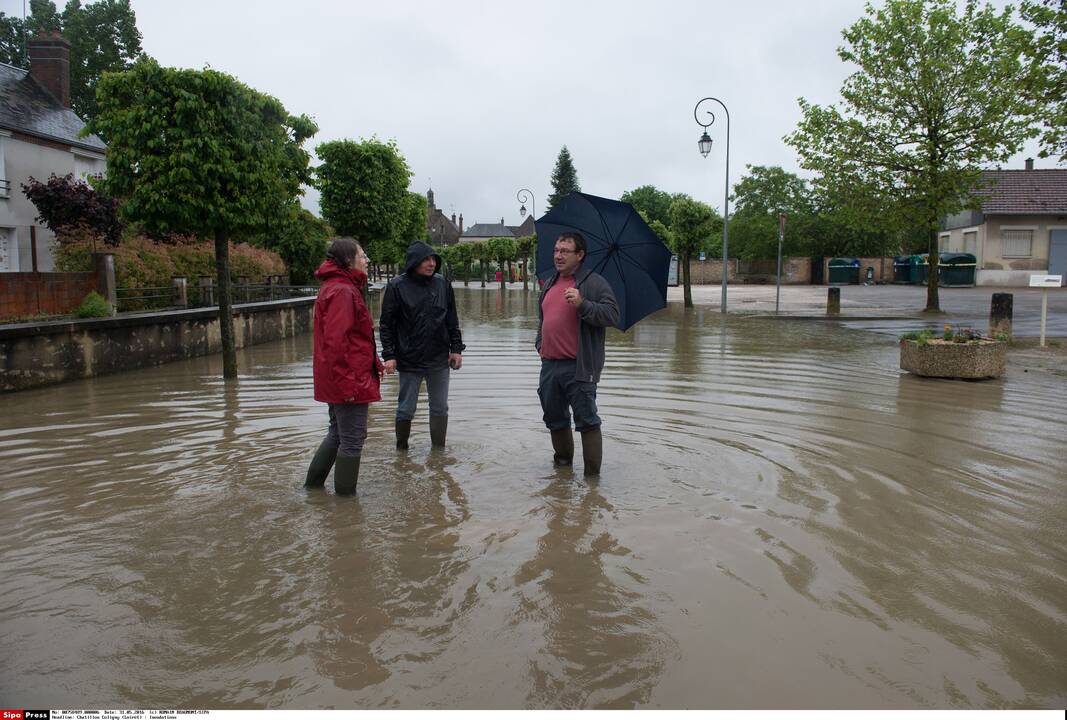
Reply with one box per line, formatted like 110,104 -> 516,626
2,288 -> 1065,709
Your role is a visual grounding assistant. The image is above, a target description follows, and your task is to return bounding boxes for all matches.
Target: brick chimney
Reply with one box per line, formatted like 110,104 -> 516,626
1025,158 -> 1034,171
459,214 -> 463,233
27,32 -> 71,108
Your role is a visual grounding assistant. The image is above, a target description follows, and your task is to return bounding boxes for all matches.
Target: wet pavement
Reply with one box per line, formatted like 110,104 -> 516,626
1,287 -> 1065,709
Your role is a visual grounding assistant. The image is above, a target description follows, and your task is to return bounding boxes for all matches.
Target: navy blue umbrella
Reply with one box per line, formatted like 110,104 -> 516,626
535,192 -> 672,331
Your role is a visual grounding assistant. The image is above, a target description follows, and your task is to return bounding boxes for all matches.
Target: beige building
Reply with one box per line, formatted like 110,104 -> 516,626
941,163 -> 1067,287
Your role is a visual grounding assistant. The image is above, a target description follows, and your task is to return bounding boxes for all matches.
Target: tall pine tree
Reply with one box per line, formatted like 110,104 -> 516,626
547,145 -> 580,210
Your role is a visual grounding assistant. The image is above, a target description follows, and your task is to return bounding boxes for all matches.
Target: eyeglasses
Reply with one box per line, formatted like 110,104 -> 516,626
553,248 -> 577,256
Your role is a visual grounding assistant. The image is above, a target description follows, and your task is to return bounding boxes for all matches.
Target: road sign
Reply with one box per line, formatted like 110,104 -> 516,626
1029,274 -> 1063,288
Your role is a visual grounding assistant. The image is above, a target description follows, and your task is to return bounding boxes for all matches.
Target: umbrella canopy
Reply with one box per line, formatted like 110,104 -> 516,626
535,192 -> 672,331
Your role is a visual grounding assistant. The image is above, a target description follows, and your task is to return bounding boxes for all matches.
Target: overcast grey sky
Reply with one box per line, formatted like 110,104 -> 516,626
6,0 -> 1055,225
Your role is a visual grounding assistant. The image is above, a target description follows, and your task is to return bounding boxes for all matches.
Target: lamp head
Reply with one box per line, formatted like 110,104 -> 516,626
698,131 -> 713,158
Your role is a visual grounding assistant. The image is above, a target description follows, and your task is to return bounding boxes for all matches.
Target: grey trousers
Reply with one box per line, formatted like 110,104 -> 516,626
323,402 -> 370,457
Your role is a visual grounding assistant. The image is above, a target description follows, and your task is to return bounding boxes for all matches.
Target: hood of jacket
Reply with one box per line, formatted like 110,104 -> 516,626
404,241 -> 441,277
314,259 -> 367,288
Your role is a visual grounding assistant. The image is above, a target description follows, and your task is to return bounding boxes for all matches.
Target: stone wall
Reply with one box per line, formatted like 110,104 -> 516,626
0,297 -> 315,393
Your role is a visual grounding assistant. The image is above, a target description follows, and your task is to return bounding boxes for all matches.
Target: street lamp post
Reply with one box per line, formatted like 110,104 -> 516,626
694,97 -> 731,314
517,188 -> 535,222
517,189 -> 536,288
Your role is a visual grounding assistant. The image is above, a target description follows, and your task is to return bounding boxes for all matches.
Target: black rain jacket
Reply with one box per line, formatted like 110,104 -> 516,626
379,241 -> 465,373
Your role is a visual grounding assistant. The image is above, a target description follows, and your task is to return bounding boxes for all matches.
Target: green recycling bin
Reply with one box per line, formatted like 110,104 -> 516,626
915,254 -> 930,284
939,252 -> 977,287
828,257 -> 860,284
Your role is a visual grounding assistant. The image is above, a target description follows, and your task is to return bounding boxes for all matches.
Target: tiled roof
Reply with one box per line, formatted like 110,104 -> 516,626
461,223 -> 513,238
975,169 -> 1067,215
507,216 -> 536,237
0,62 -> 106,152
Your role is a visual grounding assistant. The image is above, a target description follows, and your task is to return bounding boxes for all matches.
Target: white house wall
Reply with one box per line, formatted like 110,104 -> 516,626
0,133 -> 105,272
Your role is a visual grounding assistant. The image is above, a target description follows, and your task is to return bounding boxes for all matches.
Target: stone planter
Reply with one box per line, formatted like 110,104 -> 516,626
899,339 -> 1006,379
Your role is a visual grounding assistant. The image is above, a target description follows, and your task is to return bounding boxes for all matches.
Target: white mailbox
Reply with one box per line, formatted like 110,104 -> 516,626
1029,274 -> 1063,288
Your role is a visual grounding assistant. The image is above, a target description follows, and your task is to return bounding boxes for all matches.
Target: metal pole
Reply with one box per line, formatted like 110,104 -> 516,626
776,213 -> 785,314
1040,289 -> 1048,347
694,97 -> 731,313
517,188 -> 535,286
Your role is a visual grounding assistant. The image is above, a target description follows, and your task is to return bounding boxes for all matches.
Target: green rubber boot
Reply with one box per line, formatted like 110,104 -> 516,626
581,427 -> 602,476
303,437 -> 337,489
550,427 -> 574,467
395,419 -> 412,450
429,415 -> 448,447
333,453 -> 361,496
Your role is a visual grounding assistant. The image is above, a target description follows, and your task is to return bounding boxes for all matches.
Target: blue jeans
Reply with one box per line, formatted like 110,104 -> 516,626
396,366 -> 451,421
538,359 -> 601,432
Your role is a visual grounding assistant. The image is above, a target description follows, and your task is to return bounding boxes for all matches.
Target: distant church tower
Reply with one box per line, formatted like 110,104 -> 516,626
427,186 -> 436,209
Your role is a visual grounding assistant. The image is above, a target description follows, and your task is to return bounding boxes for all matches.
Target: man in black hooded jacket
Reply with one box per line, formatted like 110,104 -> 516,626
379,241 -> 465,449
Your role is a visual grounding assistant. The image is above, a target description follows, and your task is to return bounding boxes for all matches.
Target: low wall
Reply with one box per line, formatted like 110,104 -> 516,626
735,258 -> 812,285
820,256 -> 895,285
0,297 -> 315,393
0,253 -> 115,320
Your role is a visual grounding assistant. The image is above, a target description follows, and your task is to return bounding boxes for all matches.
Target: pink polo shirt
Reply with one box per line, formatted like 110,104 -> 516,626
540,275 -> 579,359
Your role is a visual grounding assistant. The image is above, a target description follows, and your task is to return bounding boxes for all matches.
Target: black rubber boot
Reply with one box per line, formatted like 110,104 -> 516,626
550,427 -> 574,466
303,437 -> 337,488
333,453 -> 361,496
581,427 -> 602,476
429,415 -> 448,447
395,419 -> 412,450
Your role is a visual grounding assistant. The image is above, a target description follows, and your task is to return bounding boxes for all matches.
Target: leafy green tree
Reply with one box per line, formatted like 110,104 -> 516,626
261,207 -> 332,285
547,145 -> 580,210
22,0 -> 62,36
88,59 -> 316,378
669,195 -> 718,308
620,185 -> 673,227
470,241 -> 491,287
727,166 -> 818,260
514,234 -> 536,290
486,236 -> 517,289
316,138 -> 411,264
451,242 -> 474,286
0,13 -> 27,65
786,0 -> 1038,311
1,1 -> 145,126
1021,0 -> 1066,161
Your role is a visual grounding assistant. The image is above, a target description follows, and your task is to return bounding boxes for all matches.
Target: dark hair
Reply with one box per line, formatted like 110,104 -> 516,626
556,232 -> 586,256
326,237 -> 361,268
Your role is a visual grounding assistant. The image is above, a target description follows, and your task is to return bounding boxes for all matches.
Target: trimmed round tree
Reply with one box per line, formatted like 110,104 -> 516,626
88,59 -> 316,378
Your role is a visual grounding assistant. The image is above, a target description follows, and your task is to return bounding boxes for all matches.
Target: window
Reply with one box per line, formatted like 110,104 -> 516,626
963,231 -> 977,255
939,234 -> 951,252
0,227 -> 13,271
1002,230 -> 1033,258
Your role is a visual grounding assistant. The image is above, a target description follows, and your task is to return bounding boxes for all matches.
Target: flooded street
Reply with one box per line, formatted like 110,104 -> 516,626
2,287 -> 1065,709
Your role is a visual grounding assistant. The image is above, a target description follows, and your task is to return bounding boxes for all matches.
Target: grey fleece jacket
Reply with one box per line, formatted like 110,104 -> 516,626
535,266 -> 620,383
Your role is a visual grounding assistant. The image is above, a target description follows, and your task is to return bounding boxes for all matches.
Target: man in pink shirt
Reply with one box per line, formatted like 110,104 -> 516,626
534,232 -> 619,474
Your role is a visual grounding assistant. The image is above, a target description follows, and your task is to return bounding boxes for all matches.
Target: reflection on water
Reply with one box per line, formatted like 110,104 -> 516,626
1,288 -> 1064,709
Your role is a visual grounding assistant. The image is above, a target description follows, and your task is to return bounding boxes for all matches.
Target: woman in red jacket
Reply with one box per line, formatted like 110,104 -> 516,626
304,237 -> 389,495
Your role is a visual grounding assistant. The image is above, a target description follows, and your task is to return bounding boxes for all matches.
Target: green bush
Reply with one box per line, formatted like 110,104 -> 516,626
75,291 -> 113,318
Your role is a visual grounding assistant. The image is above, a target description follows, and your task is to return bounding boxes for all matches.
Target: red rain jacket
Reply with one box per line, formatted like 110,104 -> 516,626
312,260 -> 383,404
